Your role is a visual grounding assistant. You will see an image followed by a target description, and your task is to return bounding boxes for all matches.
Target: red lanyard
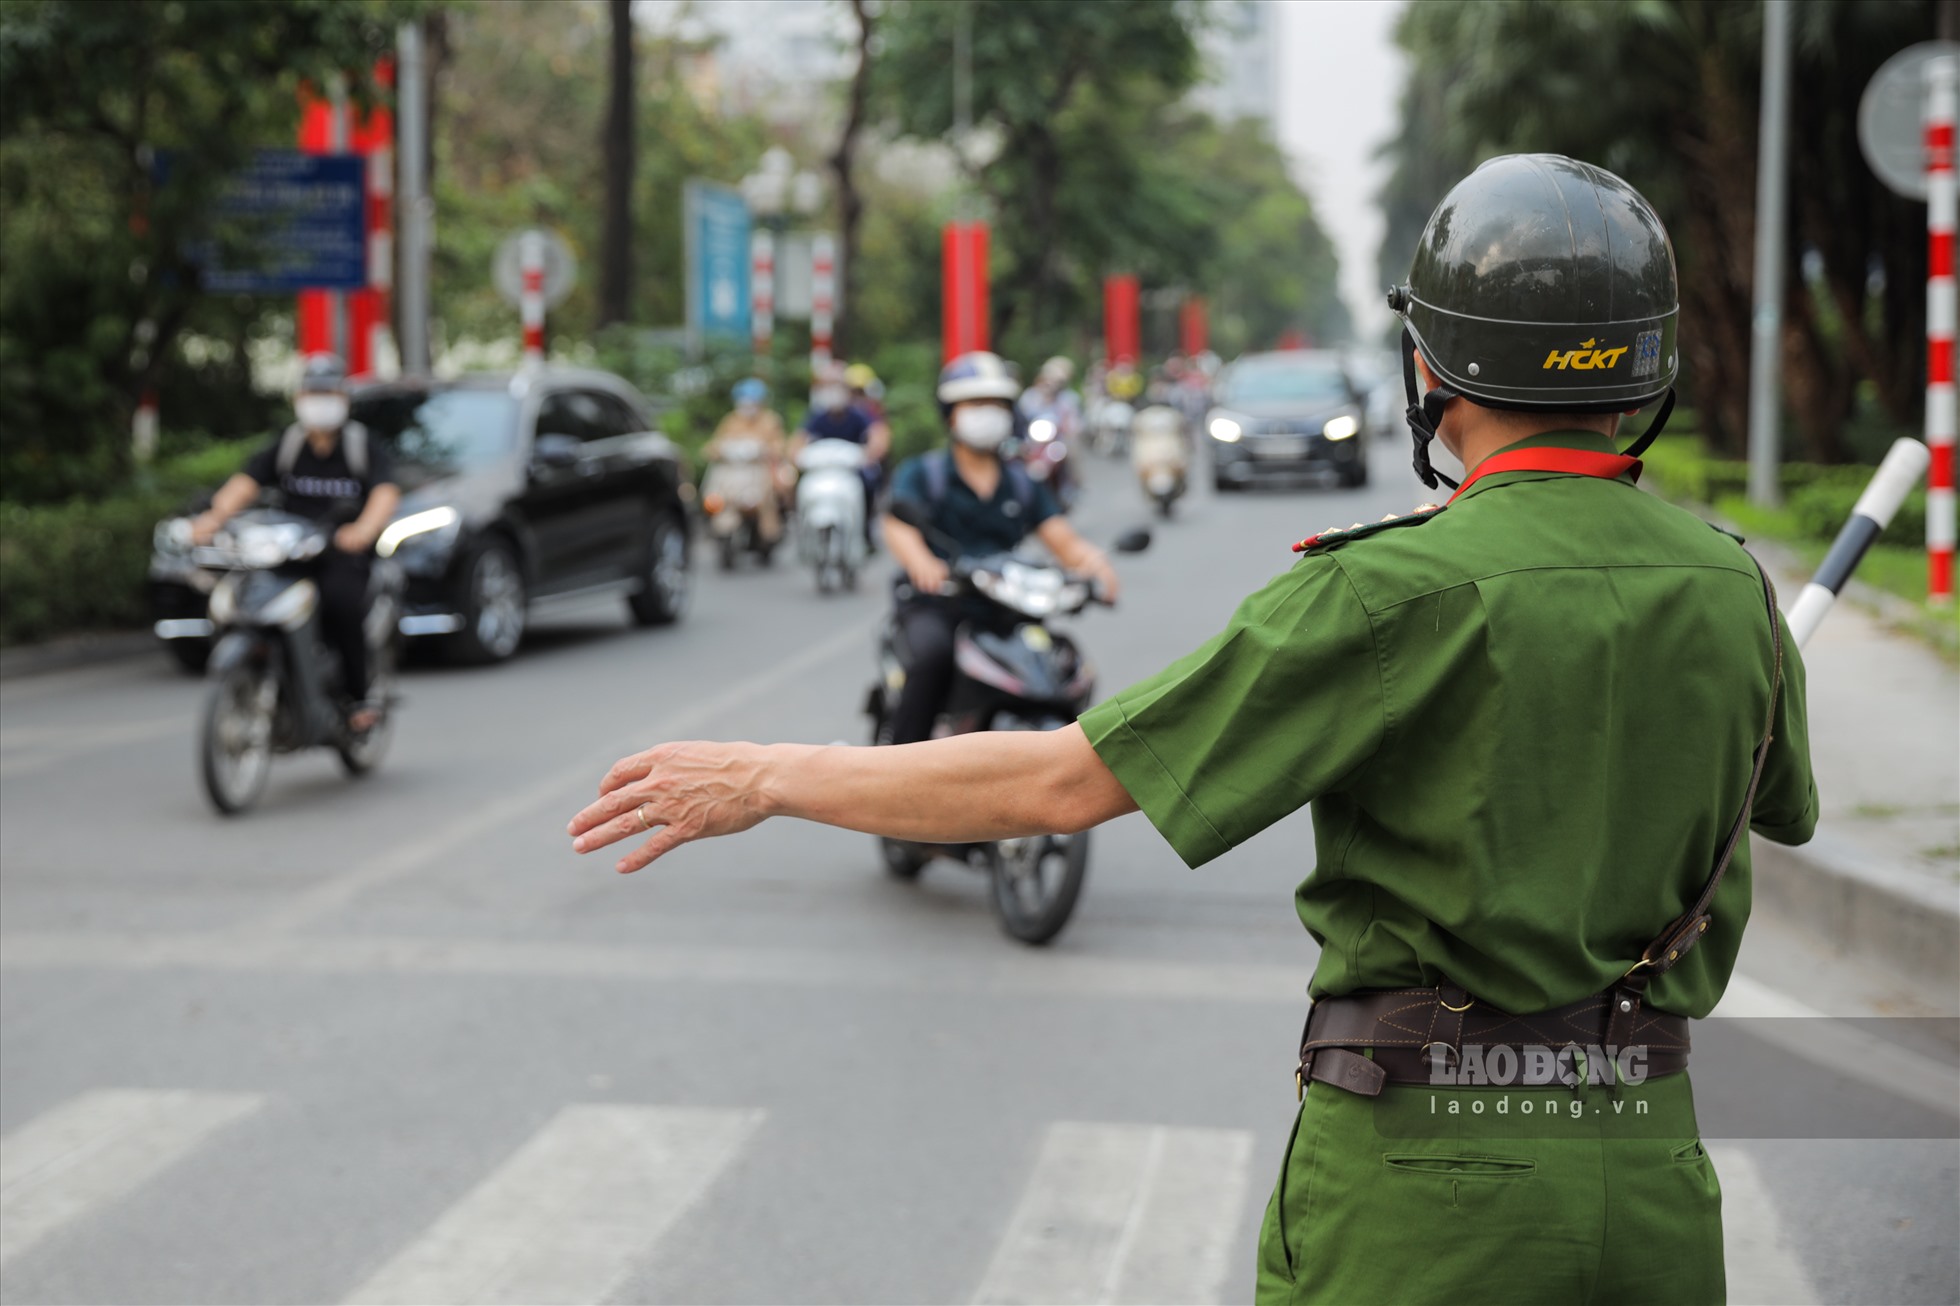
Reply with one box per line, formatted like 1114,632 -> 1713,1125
1446,448 -> 1641,505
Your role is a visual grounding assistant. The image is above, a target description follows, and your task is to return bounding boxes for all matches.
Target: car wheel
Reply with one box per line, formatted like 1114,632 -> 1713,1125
629,514 -> 690,626
447,537 -> 527,664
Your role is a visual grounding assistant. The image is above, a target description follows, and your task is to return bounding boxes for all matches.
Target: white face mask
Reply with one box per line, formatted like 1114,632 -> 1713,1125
952,404 -> 1014,451
736,400 -> 761,415
295,393 -> 348,431
814,386 -> 849,412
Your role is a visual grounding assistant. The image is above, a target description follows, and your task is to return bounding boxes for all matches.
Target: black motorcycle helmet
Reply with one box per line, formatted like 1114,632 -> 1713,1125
1387,154 -> 1679,490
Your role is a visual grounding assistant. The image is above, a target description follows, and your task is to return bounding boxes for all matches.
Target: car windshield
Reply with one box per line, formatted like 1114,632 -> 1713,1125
354,389 -> 517,485
1222,362 -> 1352,406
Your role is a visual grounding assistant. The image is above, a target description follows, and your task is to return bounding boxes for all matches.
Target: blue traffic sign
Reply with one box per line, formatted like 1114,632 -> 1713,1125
171,150 -> 369,294
684,179 -> 751,348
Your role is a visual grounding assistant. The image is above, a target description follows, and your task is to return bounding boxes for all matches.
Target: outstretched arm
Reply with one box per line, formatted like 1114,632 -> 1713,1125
567,724 -> 1136,874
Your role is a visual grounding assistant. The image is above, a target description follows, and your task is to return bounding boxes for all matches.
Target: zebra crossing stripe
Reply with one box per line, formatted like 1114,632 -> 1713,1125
0,1088 -> 263,1266
972,1122 -> 1255,1306
1709,1144 -> 1820,1306
343,1104 -> 764,1306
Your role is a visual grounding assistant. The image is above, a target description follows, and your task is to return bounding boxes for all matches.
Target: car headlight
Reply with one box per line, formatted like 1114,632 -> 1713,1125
1322,414 -> 1360,441
1208,415 -> 1243,443
377,505 -> 462,558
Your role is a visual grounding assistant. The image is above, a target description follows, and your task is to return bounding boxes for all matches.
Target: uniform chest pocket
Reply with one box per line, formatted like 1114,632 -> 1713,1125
1381,1152 -> 1536,1178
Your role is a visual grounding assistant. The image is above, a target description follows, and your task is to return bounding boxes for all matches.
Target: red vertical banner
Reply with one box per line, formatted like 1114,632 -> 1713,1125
296,89 -> 339,359
941,221 -> 990,362
1179,296 -> 1208,358
297,66 -> 393,376
1104,274 -> 1140,364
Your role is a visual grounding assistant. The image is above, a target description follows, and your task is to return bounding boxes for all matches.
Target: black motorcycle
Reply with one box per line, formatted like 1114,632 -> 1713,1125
157,509 -> 404,814
864,515 -> 1149,944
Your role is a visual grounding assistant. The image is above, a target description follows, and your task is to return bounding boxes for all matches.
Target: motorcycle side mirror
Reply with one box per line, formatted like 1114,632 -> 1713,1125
1113,527 -> 1152,555
532,433 -> 581,470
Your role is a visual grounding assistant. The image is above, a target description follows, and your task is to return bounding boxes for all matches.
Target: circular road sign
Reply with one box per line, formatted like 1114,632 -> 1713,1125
1860,41 -> 1960,201
493,228 -> 578,309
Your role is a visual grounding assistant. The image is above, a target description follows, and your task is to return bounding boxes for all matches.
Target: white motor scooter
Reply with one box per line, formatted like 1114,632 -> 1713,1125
795,438 -> 868,593
1090,398 -> 1134,457
1129,404 -> 1189,519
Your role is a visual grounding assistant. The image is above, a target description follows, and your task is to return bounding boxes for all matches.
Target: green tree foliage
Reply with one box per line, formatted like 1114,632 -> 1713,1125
0,0 -> 406,503
871,0 -> 1346,363
1378,0 -> 1936,461
429,1 -> 768,350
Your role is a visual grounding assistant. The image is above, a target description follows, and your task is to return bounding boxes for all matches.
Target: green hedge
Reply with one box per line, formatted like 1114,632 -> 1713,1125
0,439 -> 255,646
1640,436 -> 1926,544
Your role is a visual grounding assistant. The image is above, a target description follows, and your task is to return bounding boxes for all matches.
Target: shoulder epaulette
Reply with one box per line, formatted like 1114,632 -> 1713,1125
1292,503 -> 1444,554
1705,520 -> 1747,546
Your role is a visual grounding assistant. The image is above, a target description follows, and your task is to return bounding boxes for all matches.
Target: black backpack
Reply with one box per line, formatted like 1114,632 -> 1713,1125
918,449 -> 1035,516
274,420 -> 370,479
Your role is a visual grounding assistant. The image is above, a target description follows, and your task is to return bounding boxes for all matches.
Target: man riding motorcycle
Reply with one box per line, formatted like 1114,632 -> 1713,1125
702,377 -> 791,548
792,362 -> 891,548
881,351 -> 1121,745
1018,356 -> 1085,439
191,353 -> 400,732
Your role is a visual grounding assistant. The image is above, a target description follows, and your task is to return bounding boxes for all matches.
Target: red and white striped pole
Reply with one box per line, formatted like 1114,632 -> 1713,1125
810,233 -> 835,373
1929,54 -> 1957,606
355,57 -> 394,377
751,229 -> 774,360
520,229 -> 545,366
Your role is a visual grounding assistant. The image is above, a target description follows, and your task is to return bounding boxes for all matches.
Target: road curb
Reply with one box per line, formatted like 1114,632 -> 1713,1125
1750,832 -> 1960,994
0,630 -> 155,682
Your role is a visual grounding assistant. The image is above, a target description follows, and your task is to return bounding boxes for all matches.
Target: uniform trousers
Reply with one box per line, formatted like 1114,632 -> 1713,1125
1257,1071 -> 1724,1305
316,549 -> 373,701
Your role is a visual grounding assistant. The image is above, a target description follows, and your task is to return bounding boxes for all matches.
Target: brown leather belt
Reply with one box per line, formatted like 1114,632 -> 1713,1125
1295,983 -> 1692,1099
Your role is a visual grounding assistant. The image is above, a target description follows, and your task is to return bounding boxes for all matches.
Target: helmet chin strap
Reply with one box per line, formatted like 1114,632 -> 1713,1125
1400,327 -> 1677,485
1401,327 -> 1459,491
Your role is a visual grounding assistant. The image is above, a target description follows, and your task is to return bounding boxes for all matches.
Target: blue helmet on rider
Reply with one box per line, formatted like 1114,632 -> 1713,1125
936,351 -> 1020,420
732,377 -> 768,407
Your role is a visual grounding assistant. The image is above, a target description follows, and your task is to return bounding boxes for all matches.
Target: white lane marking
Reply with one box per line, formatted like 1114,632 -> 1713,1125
1711,974 -> 1960,1119
0,931 -> 1306,1006
343,1104 -> 764,1306
1708,1144 -> 1820,1306
973,1122 -> 1254,1306
0,1088 -> 263,1265
244,615 -> 877,935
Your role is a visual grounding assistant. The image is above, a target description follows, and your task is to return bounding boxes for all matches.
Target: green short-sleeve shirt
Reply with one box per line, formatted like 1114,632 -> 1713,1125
1081,431 -> 1817,1018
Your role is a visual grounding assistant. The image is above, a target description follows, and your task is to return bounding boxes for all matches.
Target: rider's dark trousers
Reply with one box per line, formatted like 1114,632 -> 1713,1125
890,598 -> 960,745
318,549 -> 373,701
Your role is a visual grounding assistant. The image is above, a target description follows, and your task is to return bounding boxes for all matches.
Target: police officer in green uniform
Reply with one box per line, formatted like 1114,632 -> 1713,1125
568,155 -> 1817,1305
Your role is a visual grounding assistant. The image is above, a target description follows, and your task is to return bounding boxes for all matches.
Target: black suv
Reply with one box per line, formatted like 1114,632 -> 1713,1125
152,367 -> 693,668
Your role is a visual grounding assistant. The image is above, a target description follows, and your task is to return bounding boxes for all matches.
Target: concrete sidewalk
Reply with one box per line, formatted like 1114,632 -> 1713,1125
1748,540 -> 1960,1003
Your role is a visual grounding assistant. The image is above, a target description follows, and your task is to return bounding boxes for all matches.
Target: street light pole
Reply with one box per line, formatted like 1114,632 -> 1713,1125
1746,0 -> 1793,508
396,19 -> 430,375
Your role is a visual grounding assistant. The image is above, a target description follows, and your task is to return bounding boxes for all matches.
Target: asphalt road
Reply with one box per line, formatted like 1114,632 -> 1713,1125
2,434 -> 1954,1305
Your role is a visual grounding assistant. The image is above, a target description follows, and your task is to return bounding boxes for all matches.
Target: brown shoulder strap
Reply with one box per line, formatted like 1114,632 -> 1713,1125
1628,559 -> 1783,987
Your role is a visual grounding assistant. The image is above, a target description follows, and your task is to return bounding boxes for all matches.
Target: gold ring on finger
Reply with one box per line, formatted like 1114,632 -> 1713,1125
637,801 -> 654,830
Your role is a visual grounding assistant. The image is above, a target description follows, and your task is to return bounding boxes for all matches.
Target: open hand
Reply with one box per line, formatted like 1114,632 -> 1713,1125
567,740 -> 773,873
